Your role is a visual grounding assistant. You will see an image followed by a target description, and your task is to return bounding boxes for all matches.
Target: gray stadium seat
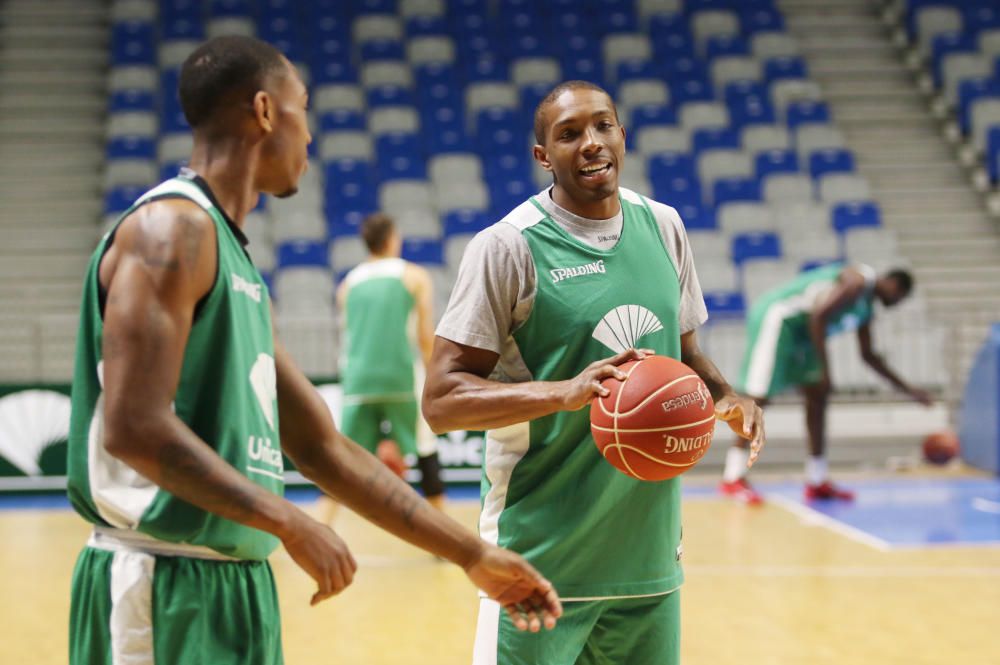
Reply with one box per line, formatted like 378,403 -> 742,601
710,56 -> 762,93
533,161 -> 552,188
394,210 -> 441,237
619,174 -> 652,197
970,98 -> 1000,152
636,126 -> 690,154
771,201 -> 830,233
368,106 -> 420,136
941,53 -> 992,106
444,234 -> 474,271
206,17 -> 255,39
717,202 -> 775,236
844,227 -> 900,266
274,268 -> 335,313
691,10 -> 739,53
679,101 -> 730,132
511,58 -> 561,88
465,82 -> 519,118
104,160 -> 157,190
637,0 -> 683,26
110,0 -> 157,21
602,34 -> 652,81
915,5 -> 963,56
247,239 -> 276,273
361,61 -> 413,89
433,180 -> 489,213
243,211 -> 272,248
106,112 -> 157,138
782,226 -> 841,262
399,0 -> 444,18
743,259 -> 800,303
158,133 -> 193,164
818,174 -> 871,205
763,173 -> 814,204
751,32 -> 801,60
429,153 -> 483,186
319,131 -> 373,162
795,123 -> 846,162
617,80 -> 670,113
158,40 -> 199,69
406,36 -> 455,66
742,124 -> 792,153
108,66 -> 157,93
353,14 -> 403,44
269,203 -> 326,242
330,236 -> 369,271
770,79 -> 823,120
697,149 -> 753,199
379,180 -> 434,217
979,29 -> 1000,60
696,259 -> 739,292
276,311 -> 339,375
314,84 -> 365,113
687,230 -> 730,261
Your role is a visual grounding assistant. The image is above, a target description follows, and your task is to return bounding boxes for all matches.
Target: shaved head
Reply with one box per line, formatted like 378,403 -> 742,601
533,80 -> 619,145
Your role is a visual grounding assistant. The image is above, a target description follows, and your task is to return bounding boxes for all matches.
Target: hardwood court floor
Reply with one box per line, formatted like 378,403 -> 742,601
2,477 -> 999,665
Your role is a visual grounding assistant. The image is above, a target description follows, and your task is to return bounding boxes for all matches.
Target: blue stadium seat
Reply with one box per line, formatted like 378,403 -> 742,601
705,35 -> 749,60
327,210 -> 368,239
161,17 -> 205,41
107,136 -> 157,160
307,14 -> 350,44
407,15 -> 448,36
675,202 -> 716,231
475,107 -> 520,140
730,95 -> 776,127
693,127 -> 740,154
931,32 -> 976,87
764,56 -> 808,84
714,177 -> 761,206
958,78 -> 1000,135
832,201 -> 881,233
550,11 -> 593,40
648,152 -> 696,180
259,0 -> 296,21
653,176 -> 702,208
312,61 -> 358,85
402,238 -> 445,265
724,80 -> 766,107
490,179 -> 535,217
278,240 -> 330,268
671,77 -> 715,106
562,56 -> 604,86
964,5 -> 1000,34
367,85 -> 415,108
617,60 -> 658,83
160,0 -> 201,22
377,133 -> 426,180
448,0 -> 489,14
989,126 -> 1000,183
104,185 -> 147,214
312,36 -> 351,68
160,160 -> 188,181
654,32 -> 696,60
110,90 -> 155,112
320,109 -> 366,132
361,39 -> 405,61
428,128 -> 473,154
415,62 -> 456,88
786,100 -> 830,129
663,56 -> 709,83
325,158 -> 373,184
755,149 -> 799,177
628,105 -> 678,148
112,22 -> 156,65
477,126 -> 524,158
732,231 -> 782,265
483,153 -> 533,184
464,55 -> 510,83
703,291 -> 745,317
742,7 -> 785,33
443,209 -> 491,236
809,148 -> 855,178
209,0 -> 252,17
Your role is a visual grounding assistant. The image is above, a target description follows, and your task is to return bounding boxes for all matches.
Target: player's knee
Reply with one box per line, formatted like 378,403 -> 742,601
417,452 -> 445,498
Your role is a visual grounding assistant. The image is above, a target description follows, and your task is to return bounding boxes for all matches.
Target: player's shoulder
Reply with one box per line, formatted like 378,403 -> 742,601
117,198 -> 216,255
621,188 -> 687,242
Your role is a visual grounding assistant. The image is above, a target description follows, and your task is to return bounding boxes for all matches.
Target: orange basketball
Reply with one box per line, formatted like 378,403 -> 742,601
590,355 -> 716,481
922,431 -> 959,465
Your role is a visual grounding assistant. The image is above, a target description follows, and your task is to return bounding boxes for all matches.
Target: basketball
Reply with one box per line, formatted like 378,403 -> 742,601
922,431 -> 960,465
590,355 -> 716,481
376,439 -> 408,478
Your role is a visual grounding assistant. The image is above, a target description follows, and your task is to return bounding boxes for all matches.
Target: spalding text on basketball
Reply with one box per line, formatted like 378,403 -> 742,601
662,432 -> 713,454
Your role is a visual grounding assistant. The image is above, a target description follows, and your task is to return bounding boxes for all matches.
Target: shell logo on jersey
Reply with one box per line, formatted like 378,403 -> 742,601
592,304 -> 665,354
249,353 -> 277,431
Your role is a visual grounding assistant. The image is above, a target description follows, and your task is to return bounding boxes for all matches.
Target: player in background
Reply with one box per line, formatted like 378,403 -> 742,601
316,213 -> 446,525
66,36 -> 560,665
423,81 -> 765,665
720,263 -> 933,504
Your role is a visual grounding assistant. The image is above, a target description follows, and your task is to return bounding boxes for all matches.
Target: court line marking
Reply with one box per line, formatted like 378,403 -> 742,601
684,564 -> 1000,577
767,495 -> 892,552
972,497 -> 1000,514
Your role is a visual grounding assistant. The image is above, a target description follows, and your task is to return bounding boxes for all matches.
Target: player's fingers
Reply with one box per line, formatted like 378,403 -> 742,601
311,573 -> 334,606
740,403 -> 754,438
606,347 -> 644,366
593,363 -> 627,382
592,380 -> 610,398
503,604 -> 529,631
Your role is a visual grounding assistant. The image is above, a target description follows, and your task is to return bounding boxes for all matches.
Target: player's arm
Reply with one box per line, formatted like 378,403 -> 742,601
407,263 -> 436,367
274,338 -> 561,630
422,338 -> 646,433
100,203 -> 352,603
856,323 -> 933,405
808,268 -> 866,391
680,330 -> 765,465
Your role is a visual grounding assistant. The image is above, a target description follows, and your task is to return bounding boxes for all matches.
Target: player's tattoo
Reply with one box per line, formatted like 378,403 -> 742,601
158,442 -> 257,523
362,465 -> 421,531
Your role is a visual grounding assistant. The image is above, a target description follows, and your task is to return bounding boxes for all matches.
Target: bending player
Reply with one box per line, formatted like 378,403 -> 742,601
66,36 -> 559,665
423,81 -> 765,665
720,262 -> 933,504
317,213 -> 446,524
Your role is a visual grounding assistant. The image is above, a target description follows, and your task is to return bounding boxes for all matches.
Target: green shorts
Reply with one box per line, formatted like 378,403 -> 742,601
472,592 -> 680,665
340,397 -> 418,457
738,303 -> 822,398
69,545 -> 282,665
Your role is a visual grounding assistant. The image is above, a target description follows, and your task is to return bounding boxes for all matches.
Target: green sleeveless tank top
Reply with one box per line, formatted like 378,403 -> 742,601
340,258 -> 416,398
67,175 -> 282,561
481,188 -> 686,599
761,262 -> 876,337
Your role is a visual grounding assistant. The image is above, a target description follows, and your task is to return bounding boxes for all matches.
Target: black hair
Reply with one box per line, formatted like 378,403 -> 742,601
361,212 -> 396,253
533,80 -> 620,145
179,36 -> 287,129
886,268 -> 914,297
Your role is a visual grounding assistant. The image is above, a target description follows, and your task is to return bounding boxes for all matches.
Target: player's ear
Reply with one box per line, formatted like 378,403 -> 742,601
532,144 -> 552,171
252,90 -> 274,134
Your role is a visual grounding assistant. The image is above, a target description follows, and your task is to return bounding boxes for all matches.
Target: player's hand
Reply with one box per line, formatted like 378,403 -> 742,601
464,544 -> 563,632
558,348 -> 654,411
908,387 -> 934,406
280,512 -> 358,606
715,394 -> 765,467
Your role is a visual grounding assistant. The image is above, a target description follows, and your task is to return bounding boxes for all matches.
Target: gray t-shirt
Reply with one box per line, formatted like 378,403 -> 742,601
436,186 -> 708,381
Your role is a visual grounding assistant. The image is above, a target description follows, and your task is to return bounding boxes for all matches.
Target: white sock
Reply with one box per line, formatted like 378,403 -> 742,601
723,446 -> 750,483
805,456 -> 828,486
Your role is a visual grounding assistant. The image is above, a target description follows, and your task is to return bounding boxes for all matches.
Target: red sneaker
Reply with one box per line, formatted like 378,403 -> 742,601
719,478 -> 764,505
804,481 -> 855,501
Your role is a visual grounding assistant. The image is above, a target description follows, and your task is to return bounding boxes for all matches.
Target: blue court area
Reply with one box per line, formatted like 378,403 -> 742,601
762,476 -> 1000,549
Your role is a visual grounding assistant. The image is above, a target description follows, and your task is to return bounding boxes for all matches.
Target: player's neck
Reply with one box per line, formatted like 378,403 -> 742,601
186,144 -> 261,226
550,185 -> 620,220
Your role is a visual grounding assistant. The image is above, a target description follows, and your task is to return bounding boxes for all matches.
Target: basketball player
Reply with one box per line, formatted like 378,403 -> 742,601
66,37 -> 559,664
422,81 -> 765,665
720,263 -> 933,504
317,213 -> 446,522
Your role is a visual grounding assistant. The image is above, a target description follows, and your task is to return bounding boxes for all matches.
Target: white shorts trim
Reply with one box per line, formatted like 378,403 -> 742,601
109,549 -> 155,665
88,526 -> 240,562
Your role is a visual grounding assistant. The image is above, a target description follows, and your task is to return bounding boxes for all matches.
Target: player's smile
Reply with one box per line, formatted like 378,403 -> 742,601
578,160 -> 613,184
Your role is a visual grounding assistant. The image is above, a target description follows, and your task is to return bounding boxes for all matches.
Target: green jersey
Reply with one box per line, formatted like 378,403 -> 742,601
757,262 -> 877,337
478,189 -> 690,599
67,174 -> 282,561
340,257 -> 416,399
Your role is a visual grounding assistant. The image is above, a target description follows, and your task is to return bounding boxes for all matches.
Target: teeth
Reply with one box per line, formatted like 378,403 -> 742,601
581,164 -> 610,174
